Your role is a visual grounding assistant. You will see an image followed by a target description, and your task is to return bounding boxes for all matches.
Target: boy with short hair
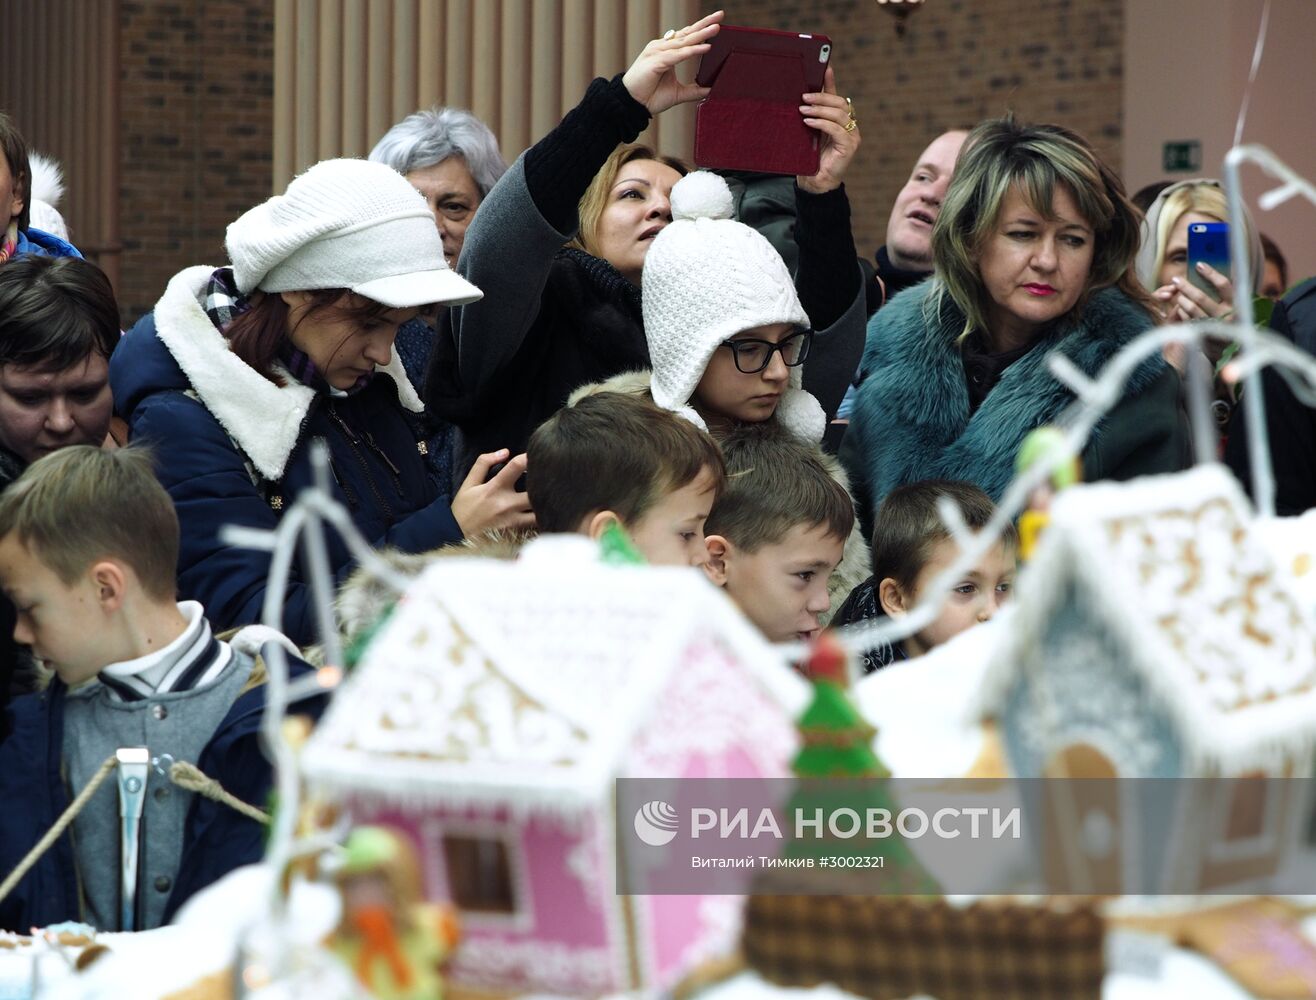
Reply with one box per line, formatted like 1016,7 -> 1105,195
702,424 -> 855,644
526,391 -> 726,567
834,479 -> 1017,672
0,446 -> 312,932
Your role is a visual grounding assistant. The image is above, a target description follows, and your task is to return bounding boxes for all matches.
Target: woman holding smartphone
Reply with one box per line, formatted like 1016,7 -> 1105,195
1135,178 -> 1263,327
424,10 -> 866,482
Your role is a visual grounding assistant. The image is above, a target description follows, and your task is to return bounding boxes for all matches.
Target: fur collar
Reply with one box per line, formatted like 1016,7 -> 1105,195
331,528 -> 534,654
152,266 -> 425,481
853,282 -> 1164,503
568,369 -> 652,405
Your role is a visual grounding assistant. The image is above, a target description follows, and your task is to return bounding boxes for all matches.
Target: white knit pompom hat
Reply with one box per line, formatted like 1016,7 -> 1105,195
225,158 -> 483,308
642,171 -> 825,443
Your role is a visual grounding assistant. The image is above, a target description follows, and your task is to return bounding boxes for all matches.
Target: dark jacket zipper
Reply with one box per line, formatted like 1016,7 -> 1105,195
326,403 -> 395,521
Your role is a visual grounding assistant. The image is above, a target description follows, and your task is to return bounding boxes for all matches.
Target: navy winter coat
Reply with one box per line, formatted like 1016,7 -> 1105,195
0,644 -> 323,931
111,267 -> 463,644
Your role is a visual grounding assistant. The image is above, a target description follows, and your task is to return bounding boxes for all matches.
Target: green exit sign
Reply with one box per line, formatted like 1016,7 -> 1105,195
1163,140 -> 1202,172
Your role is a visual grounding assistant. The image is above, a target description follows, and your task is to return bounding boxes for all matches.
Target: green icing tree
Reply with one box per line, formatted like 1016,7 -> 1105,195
599,519 -> 646,566
784,633 -> 940,895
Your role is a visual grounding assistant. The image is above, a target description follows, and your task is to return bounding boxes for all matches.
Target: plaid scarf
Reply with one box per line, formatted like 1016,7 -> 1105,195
202,268 -> 374,395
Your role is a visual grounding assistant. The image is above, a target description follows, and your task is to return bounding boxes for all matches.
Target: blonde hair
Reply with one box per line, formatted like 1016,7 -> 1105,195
932,115 -> 1151,341
568,143 -> 687,259
1134,179 -> 1263,294
1150,182 -> 1226,285
0,446 -> 178,600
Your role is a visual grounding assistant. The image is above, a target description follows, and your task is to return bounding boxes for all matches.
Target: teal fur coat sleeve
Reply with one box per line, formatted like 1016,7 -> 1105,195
841,282 -> 1190,518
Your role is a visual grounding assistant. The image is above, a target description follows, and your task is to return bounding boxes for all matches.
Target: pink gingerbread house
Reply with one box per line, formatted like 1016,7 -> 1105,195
303,538 -> 806,996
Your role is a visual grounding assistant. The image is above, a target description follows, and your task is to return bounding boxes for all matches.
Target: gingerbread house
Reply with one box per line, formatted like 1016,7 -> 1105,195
979,464 -> 1316,894
302,537 -> 806,997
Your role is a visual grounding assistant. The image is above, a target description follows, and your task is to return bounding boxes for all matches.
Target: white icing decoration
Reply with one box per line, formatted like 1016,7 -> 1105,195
451,938 -> 620,995
979,465 -> 1316,778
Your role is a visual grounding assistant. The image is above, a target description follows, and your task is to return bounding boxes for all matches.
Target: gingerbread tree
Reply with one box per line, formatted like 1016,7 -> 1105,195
785,633 -> 940,895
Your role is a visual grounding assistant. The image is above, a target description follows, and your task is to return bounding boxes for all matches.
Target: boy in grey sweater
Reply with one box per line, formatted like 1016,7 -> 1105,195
0,446 -> 308,931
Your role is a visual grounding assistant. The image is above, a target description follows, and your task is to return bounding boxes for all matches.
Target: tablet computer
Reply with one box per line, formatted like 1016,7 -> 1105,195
694,25 -> 832,176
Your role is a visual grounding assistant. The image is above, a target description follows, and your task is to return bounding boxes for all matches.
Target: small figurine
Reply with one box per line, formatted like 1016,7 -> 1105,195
1014,427 -> 1081,561
328,827 -> 459,1000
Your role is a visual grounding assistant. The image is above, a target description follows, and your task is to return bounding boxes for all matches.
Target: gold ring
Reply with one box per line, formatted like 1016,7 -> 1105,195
843,118 -> 858,133
663,28 -> 677,40
845,97 -> 855,119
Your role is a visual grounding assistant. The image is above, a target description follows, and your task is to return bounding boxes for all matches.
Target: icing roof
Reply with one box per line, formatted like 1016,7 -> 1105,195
1255,509 -> 1316,617
979,465 -> 1316,770
303,537 -> 807,808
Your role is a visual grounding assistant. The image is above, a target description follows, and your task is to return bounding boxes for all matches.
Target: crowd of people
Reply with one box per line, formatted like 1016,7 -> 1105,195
0,9 -> 1310,933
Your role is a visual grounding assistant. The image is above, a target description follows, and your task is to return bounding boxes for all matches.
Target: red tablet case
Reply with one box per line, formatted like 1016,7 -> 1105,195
693,25 -> 832,177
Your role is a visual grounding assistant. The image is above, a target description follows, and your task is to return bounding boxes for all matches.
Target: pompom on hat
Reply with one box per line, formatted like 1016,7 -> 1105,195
642,171 -> 825,443
225,158 -> 483,308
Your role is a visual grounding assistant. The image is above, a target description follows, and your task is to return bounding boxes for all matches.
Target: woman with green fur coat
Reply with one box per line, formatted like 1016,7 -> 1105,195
841,116 -> 1189,536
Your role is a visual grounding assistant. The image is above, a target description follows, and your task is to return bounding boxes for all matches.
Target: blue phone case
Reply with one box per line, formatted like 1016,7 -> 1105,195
1187,221 -> 1230,302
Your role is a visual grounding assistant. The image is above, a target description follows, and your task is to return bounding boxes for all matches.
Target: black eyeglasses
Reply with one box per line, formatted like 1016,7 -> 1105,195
719,329 -> 813,375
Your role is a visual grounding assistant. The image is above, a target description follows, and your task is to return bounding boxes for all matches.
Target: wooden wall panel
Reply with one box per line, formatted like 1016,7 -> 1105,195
272,0 -> 700,186
0,0 -> 122,288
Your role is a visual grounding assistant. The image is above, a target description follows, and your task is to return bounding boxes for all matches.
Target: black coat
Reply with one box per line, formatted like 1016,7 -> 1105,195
427,249 -> 646,477
1225,278 -> 1316,514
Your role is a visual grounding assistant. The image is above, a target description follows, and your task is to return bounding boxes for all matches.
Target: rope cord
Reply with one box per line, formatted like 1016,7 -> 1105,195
0,754 -> 119,907
0,756 -> 271,910
168,761 -> 270,825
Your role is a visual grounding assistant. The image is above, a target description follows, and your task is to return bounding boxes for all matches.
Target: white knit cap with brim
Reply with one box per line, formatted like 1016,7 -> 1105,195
225,158 -> 483,308
642,171 -> 824,443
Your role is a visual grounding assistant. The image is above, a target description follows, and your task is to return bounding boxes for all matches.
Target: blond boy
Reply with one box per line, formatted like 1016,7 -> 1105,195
0,446 -> 311,932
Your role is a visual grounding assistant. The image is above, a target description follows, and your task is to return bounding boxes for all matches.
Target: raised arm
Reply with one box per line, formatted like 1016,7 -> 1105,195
434,11 -> 723,397
794,67 -> 865,418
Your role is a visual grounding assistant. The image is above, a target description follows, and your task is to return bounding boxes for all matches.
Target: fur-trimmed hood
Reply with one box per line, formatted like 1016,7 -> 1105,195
329,528 -> 534,657
28,153 -> 69,242
846,281 -> 1171,507
112,266 -> 425,481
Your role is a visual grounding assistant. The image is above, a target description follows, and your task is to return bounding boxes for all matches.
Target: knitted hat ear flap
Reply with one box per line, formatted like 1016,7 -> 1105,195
774,386 -> 827,443
648,332 -> 725,423
669,402 -> 709,431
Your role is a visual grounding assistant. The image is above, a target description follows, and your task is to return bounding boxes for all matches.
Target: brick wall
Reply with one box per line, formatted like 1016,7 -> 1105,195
705,0 -> 1124,260
118,0 -> 274,326
110,0 -> 1123,320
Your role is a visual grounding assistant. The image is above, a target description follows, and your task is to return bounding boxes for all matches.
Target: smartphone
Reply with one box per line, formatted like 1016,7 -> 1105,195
693,25 -> 832,176
1187,221 -> 1230,302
